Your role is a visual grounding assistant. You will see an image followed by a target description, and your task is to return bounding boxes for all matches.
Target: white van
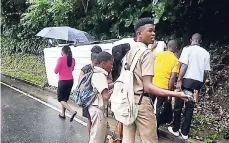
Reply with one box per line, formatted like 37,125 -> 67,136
44,38 -> 135,90
44,38 -> 166,91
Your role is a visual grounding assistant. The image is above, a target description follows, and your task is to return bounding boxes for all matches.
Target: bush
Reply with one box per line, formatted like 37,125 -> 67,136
1,53 -> 47,87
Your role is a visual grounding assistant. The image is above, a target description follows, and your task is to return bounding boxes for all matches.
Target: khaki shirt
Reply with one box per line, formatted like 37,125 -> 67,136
126,42 -> 155,95
91,66 -> 108,109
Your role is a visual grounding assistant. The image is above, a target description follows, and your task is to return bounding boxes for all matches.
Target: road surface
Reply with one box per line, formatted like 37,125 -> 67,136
1,84 -> 89,143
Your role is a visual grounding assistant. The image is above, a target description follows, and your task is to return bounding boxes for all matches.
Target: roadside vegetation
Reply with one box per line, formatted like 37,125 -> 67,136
1,0 -> 228,142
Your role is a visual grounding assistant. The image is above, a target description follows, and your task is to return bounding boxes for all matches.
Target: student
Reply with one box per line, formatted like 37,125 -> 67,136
88,51 -> 114,143
122,17 -> 191,143
54,45 -> 77,122
153,40 -> 179,131
168,33 -> 211,139
78,45 -> 102,135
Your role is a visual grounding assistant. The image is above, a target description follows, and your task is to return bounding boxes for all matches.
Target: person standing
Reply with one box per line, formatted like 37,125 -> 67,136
78,45 -> 102,135
153,40 -> 179,132
54,45 -> 77,122
88,51 -> 114,143
78,45 -> 114,135
168,33 -> 211,139
122,17 -> 191,143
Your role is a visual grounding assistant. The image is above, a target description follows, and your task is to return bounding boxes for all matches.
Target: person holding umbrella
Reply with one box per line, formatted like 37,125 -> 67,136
55,45 -> 77,122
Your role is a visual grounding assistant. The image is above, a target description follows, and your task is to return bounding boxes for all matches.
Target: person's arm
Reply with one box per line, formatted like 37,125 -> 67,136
78,71 -> 85,83
176,47 -> 189,90
169,60 -> 179,91
54,58 -> 61,74
169,72 -> 177,91
92,73 -> 111,101
139,50 -> 187,100
142,75 -> 188,100
176,63 -> 188,90
101,89 -> 113,101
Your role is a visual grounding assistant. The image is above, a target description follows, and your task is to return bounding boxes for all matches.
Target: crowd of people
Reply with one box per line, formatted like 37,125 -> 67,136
54,17 -> 212,143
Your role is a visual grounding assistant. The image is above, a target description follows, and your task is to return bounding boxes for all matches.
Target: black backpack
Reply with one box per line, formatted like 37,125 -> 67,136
112,43 -> 130,81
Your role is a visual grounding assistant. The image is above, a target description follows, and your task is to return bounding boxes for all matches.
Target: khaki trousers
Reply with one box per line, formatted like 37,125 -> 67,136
122,96 -> 158,143
89,105 -> 108,143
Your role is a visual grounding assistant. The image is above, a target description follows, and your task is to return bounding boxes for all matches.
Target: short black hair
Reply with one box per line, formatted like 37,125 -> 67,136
97,51 -> 113,64
112,43 -> 130,61
91,45 -> 102,61
134,17 -> 154,32
91,45 -> 102,53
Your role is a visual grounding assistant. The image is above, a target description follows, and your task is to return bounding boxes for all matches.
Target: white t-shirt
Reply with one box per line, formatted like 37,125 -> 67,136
179,45 -> 211,82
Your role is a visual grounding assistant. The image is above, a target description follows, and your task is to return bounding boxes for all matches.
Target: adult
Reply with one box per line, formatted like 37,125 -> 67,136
153,40 -> 179,132
54,45 -> 77,122
122,17 -> 192,143
168,33 -> 211,139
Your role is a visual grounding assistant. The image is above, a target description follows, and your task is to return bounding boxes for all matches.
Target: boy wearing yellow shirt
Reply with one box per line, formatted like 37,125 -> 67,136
153,40 -> 180,131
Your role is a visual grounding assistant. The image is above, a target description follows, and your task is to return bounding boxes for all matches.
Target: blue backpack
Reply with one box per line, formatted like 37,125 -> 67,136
74,71 -> 98,107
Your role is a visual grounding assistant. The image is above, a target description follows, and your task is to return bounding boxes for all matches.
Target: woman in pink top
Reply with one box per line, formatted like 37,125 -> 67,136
55,45 -> 77,122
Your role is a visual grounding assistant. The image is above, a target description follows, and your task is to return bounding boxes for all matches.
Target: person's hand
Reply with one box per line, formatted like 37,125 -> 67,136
178,92 -> 188,102
176,80 -> 182,91
150,41 -> 158,51
193,90 -> 199,102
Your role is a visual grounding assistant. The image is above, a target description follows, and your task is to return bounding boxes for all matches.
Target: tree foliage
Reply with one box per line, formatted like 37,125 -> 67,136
1,0 -> 229,54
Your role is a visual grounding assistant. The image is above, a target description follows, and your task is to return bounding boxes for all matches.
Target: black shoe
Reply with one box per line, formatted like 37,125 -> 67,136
224,133 -> 229,140
59,114 -> 66,119
70,111 -> 77,122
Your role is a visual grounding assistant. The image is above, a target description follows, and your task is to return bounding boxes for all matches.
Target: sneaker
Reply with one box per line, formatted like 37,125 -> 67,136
168,126 -> 179,137
179,129 -> 188,140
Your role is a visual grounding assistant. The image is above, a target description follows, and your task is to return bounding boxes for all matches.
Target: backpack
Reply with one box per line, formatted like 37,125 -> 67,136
74,71 -> 98,108
110,48 -> 146,126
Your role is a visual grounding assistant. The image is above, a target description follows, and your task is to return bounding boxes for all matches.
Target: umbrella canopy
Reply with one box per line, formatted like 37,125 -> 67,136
36,26 -> 94,43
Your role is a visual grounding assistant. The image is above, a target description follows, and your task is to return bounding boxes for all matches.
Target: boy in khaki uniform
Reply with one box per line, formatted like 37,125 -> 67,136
122,18 -> 192,143
88,51 -> 114,143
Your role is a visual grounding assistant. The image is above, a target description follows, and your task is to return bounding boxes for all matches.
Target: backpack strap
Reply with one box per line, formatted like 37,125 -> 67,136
129,49 -> 146,72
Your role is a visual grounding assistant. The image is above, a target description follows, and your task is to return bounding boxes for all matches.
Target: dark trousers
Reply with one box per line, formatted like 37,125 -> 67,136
156,96 -> 168,127
172,89 -> 195,136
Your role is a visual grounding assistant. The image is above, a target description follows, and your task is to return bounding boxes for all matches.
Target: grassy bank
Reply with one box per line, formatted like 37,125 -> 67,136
1,53 -> 47,87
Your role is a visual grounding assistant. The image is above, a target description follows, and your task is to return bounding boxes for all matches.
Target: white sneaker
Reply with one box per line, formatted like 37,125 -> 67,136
179,129 -> 188,140
168,126 -> 179,137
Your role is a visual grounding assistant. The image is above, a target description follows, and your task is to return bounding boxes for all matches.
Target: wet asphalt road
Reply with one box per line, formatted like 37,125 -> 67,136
1,84 -> 88,143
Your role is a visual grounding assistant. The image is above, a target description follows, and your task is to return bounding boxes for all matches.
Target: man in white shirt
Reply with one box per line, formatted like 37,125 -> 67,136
168,33 -> 211,139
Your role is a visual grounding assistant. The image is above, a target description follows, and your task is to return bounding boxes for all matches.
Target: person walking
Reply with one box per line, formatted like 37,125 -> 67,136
168,33 -> 211,139
54,45 -> 77,122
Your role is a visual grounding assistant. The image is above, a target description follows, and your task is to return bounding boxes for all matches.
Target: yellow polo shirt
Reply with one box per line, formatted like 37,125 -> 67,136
153,51 -> 179,89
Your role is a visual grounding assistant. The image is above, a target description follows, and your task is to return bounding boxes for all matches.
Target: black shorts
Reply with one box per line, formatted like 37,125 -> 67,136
57,79 -> 73,102
82,107 -> 91,119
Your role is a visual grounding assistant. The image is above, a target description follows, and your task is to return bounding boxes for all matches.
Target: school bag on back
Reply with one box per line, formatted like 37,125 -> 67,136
74,71 -> 98,107
110,47 -> 146,126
